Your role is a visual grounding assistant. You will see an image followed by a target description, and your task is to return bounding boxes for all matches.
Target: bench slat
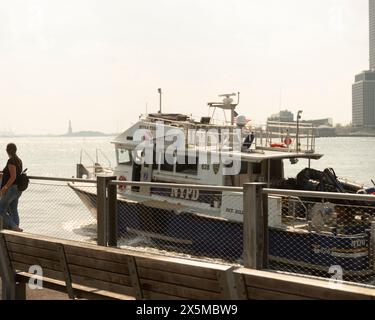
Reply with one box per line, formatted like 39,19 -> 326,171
6,242 -> 60,262
142,290 -> 187,300
64,245 -> 130,265
247,286 -> 313,300
69,264 -> 132,287
70,274 -> 136,297
9,252 -> 62,272
138,267 -> 222,293
4,234 -> 58,251
136,257 -> 224,280
140,278 -> 222,300
13,262 -> 65,282
66,254 -> 129,275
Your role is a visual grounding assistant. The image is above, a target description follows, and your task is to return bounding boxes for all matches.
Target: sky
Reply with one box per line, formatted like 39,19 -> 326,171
0,0 -> 370,134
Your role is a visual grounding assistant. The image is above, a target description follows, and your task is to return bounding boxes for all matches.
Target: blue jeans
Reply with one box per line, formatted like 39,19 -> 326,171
0,185 -> 22,229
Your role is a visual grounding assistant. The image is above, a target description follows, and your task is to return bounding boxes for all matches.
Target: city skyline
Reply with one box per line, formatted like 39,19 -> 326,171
0,1 -> 370,134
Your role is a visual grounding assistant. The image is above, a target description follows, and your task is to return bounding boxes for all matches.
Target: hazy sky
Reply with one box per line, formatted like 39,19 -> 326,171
0,0 -> 370,134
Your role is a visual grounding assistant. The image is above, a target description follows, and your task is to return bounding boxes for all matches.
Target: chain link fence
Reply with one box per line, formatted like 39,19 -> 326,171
17,179 -> 97,243
8,175 -> 375,290
115,184 -> 244,264
266,193 -> 375,287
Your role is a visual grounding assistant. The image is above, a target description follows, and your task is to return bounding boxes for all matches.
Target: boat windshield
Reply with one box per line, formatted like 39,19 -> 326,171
117,148 -> 132,165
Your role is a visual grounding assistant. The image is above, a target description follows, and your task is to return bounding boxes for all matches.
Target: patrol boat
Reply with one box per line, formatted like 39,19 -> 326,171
71,92 -> 375,279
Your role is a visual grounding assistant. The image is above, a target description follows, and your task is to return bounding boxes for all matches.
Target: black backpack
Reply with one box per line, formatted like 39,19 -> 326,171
17,169 -> 29,192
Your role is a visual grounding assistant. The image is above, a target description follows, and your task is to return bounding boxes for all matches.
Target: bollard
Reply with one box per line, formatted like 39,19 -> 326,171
97,176 -> 117,247
243,183 -> 268,269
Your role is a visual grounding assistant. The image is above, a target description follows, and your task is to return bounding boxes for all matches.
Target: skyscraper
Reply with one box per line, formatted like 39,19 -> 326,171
370,0 -> 375,70
352,0 -> 375,128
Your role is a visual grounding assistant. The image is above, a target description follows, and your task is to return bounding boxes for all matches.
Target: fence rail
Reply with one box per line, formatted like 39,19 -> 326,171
109,180 -> 242,192
28,176 -> 96,184
264,188 -> 375,202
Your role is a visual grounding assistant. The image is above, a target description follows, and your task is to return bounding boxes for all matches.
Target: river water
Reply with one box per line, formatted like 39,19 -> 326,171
284,137 -> 375,186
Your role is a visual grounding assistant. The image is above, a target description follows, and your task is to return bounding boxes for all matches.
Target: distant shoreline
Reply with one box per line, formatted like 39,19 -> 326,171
317,134 -> 375,138
0,133 -> 118,138
1,132 -> 375,139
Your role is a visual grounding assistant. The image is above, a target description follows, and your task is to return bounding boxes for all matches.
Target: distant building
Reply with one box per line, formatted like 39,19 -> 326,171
353,71 -> 375,127
316,125 -> 336,137
0,130 -> 15,138
268,110 -> 294,122
352,1 -> 375,128
304,118 -> 333,127
68,120 -> 73,135
371,0 -> 375,70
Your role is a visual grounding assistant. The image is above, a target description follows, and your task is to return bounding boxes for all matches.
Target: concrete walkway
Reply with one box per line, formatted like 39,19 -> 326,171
0,279 -> 69,300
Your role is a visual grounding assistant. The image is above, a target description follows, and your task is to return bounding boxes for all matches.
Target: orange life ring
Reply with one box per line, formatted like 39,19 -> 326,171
284,137 -> 293,146
271,143 -> 287,148
118,176 -> 127,191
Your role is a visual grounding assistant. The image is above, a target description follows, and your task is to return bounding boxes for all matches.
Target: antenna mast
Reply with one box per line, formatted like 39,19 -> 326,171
158,88 -> 162,114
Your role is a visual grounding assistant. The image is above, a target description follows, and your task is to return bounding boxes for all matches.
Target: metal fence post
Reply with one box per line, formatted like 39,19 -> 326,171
372,221 -> 375,274
107,181 -> 118,247
97,176 -> 117,247
262,190 -> 269,269
243,182 -> 267,269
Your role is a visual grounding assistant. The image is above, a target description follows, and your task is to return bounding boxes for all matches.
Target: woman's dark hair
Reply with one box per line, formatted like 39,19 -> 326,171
6,143 -> 17,157
6,143 -> 22,169
7,143 -> 22,170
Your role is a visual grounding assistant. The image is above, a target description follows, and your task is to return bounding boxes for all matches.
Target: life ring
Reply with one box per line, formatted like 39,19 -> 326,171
284,137 -> 293,146
118,176 -> 127,191
271,143 -> 287,148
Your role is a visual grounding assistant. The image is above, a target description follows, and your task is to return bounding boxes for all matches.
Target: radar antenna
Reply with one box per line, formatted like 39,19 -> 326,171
208,92 -> 240,125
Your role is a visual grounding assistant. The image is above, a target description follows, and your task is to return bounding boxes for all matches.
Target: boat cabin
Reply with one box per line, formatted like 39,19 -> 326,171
111,114 -> 322,194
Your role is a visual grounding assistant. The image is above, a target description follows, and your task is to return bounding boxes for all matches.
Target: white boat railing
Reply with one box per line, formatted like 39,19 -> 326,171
254,121 -> 316,153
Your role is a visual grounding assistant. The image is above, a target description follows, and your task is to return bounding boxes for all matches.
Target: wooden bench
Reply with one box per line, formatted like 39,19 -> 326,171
233,268 -> 375,300
0,230 -> 237,300
1,230 -> 375,300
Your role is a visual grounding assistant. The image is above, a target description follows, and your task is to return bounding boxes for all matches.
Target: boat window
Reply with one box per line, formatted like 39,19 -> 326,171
117,148 -> 132,165
176,156 -> 198,175
240,162 -> 248,174
253,163 -> 262,174
224,161 -> 248,174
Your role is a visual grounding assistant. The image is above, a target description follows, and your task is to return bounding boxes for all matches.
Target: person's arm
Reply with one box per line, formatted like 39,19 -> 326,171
0,164 -> 17,194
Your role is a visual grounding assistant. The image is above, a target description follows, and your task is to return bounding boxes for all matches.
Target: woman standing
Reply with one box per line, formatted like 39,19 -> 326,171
0,143 -> 23,232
